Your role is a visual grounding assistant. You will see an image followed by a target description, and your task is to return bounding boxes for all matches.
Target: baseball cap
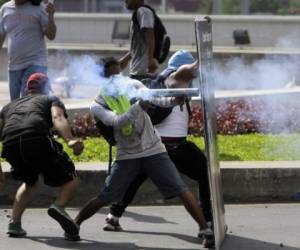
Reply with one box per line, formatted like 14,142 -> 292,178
26,73 -> 51,94
160,50 -> 195,76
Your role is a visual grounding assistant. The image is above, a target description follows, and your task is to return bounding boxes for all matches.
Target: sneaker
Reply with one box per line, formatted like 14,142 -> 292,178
7,221 -> 27,237
200,228 -> 215,249
103,216 -> 122,231
198,221 -> 212,238
64,232 -> 81,241
47,204 -> 79,236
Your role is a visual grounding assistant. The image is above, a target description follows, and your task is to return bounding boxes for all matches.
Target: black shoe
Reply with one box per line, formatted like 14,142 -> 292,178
64,232 -> 81,241
47,204 -> 79,236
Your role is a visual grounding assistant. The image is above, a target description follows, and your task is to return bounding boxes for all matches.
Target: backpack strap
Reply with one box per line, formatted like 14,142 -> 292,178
108,144 -> 113,175
132,5 -> 156,30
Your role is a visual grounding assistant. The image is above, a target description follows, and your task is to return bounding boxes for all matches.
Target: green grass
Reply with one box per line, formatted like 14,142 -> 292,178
58,133 -> 300,162
2,134 -> 300,163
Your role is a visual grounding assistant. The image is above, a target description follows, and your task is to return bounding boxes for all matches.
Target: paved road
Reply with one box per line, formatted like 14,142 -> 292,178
0,204 -> 300,250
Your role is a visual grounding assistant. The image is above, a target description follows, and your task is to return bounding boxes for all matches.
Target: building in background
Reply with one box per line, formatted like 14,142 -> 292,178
1,0 -> 299,15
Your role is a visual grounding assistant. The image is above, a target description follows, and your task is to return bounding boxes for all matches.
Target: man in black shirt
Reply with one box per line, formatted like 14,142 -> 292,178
0,73 -> 83,240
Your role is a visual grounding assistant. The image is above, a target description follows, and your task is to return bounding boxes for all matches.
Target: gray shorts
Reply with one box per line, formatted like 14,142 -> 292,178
98,152 -> 188,204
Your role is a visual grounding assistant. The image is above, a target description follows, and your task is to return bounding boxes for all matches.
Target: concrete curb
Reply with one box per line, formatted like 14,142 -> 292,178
1,161 -> 300,206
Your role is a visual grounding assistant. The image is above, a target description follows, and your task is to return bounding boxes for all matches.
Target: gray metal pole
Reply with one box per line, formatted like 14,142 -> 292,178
91,0 -> 97,12
161,0 -> 166,13
240,0 -> 250,14
83,0 -> 89,12
212,0 -> 222,14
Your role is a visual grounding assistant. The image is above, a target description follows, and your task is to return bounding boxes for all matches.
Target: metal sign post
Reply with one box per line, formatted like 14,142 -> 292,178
195,17 -> 227,250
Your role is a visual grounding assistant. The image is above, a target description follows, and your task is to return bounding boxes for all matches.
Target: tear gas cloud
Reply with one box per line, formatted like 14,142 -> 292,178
212,33 -> 300,90
50,55 -> 198,100
213,55 -> 299,90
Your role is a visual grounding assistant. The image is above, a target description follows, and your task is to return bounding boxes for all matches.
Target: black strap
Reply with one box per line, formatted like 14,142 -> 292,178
108,144 -> 113,175
185,99 -> 192,116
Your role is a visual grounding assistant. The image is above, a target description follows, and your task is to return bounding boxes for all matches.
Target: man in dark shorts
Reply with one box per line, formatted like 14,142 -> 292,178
0,72 -> 84,240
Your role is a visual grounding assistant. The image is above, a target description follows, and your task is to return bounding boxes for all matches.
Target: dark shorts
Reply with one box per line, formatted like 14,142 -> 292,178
1,135 -> 76,187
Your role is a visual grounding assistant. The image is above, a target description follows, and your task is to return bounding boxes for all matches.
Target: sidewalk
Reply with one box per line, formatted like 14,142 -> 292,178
0,204 -> 299,250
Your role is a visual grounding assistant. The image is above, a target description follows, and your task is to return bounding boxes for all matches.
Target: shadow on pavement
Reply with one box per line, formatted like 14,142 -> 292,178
27,236 -> 203,250
122,229 -> 200,245
122,210 -> 178,224
222,235 -> 300,250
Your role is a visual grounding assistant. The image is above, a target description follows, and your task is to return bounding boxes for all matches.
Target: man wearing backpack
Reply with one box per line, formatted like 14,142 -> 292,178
119,0 -> 170,81
103,50 -> 213,241
73,61 -> 214,248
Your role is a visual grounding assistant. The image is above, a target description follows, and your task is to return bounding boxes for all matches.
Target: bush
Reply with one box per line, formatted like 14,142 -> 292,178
70,113 -> 100,138
189,97 -> 300,135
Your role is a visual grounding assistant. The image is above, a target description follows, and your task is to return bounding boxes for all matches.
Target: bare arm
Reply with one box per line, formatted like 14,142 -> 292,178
51,106 -> 83,155
144,28 -> 158,73
165,61 -> 198,88
45,3 -> 56,40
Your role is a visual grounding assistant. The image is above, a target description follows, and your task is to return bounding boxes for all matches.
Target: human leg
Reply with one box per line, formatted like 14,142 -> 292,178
75,159 -> 141,227
167,141 -> 212,221
143,152 -> 214,247
104,173 -> 147,231
7,182 -> 37,237
8,70 -> 23,100
2,141 -> 39,237
11,182 -> 37,223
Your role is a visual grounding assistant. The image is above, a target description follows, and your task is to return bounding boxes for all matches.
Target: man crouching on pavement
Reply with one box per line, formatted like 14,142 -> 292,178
0,73 -> 84,240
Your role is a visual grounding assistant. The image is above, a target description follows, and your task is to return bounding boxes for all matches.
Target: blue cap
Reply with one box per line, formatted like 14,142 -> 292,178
168,50 -> 194,70
161,50 -> 194,76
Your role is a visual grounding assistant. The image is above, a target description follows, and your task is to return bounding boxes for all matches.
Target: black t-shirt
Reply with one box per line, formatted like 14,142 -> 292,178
0,94 -> 67,143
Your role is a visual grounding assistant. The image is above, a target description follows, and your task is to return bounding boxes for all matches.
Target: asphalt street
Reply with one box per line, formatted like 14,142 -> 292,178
0,204 -> 300,250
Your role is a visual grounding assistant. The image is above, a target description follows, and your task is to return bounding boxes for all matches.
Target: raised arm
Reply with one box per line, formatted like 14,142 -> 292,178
165,61 -> 198,88
51,106 -> 83,155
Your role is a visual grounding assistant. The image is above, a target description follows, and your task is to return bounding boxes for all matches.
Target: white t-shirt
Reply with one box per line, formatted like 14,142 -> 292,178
129,7 -> 154,76
155,105 -> 189,138
0,1 -> 48,70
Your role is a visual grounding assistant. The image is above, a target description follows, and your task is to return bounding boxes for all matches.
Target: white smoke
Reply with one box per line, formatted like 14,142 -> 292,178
49,55 -> 160,100
213,55 -> 299,90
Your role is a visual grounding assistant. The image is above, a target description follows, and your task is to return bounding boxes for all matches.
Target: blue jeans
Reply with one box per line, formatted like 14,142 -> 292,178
8,65 -> 47,100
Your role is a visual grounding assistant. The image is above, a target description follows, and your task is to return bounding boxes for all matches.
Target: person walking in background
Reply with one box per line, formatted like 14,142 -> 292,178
0,73 -> 83,240
103,50 -> 213,239
119,0 -> 159,80
0,0 -> 56,100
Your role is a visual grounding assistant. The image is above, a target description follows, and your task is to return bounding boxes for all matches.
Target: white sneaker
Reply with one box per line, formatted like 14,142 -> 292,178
103,214 -> 122,231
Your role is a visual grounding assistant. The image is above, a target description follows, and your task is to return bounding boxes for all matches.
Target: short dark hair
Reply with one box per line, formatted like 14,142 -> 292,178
100,57 -> 119,77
